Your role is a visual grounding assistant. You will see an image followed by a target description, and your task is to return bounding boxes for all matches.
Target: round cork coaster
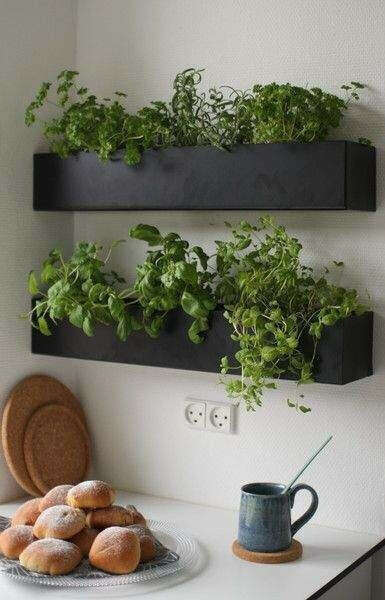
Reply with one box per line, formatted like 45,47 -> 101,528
232,539 -> 303,564
23,403 -> 90,494
1,374 -> 87,496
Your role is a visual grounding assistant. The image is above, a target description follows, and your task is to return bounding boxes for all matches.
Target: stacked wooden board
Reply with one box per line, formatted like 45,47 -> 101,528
1,375 -> 90,495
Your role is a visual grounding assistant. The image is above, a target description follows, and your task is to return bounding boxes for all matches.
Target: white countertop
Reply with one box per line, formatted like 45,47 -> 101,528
0,491 -> 383,600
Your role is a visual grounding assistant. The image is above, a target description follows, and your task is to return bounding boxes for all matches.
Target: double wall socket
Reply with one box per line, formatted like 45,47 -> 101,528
184,398 -> 234,434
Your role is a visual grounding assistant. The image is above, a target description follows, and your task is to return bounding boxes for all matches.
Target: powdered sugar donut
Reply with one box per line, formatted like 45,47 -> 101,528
39,485 -> 73,512
126,524 -> 156,562
89,527 -> 140,574
67,481 -> 115,509
86,505 -> 133,529
11,498 -> 41,526
0,525 -> 35,559
33,505 -> 85,540
19,538 -> 82,575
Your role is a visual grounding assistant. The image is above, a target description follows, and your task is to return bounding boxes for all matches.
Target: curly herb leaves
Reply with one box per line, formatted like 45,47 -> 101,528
25,218 -> 368,412
25,69 -> 370,165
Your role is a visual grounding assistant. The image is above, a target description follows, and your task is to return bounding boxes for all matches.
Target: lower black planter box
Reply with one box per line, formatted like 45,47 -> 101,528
33,141 -> 376,211
32,310 -> 373,385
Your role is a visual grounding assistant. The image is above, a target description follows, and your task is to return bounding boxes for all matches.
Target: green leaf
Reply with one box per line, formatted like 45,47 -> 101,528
124,143 -> 141,166
108,296 -> 125,321
321,314 -> 337,326
47,280 -> 70,298
48,248 -> 61,261
299,405 -> 311,413
28,271 -> 39,295
286,337 -> 298,349
129,224 -> 162,246
145,315 -> 164,338
117,316 -> 129,341
188,318 -> 208,344
38,316 -> 51,336
191,246 -> 209,270
69,305 -> 84,328
220,355 -> 229,373
41,261 -> 57,283
174,261 -> 198,285
261,346 -> 279,361
83,316 -> 94,337
287,399 -> 296,408
181,291 -> 208,319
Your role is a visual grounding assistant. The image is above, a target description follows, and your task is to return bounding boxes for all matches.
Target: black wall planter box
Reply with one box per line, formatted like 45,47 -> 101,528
32,310 -> 373,385
33,141 -> 376,211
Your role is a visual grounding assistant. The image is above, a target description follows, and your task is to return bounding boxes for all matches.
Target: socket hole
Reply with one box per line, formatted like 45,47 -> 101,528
224,416 -> 228,419
219,423 -> 222,427
194,419 -> 197,423
199,412 -> 202,416
215,414 -> 218,418
189,411 -> 193,415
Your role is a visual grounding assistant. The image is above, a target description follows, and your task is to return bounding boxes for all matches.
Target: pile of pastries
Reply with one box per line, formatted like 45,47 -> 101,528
0,480 -> 156,576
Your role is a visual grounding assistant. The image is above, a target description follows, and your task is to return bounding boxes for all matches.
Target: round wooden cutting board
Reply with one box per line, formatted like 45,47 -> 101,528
23,404 -> 90,494
1,374 -> 87,496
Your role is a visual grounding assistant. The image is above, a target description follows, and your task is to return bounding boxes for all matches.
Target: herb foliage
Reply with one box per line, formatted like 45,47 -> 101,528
25,217 -> 367,412
25,69 -> 369,165
215,217 -> 367,410
24,240 -> 142,341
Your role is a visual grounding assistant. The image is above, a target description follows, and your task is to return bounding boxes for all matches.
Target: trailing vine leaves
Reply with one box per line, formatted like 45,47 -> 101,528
25,69 -> 370,165
215,217 -> 367,411
25,218 -> 368,413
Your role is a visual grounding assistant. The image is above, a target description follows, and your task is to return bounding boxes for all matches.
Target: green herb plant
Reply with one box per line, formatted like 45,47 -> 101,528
215,217 -> 367,411
25,218 -> 367,413
25,69 -> 369,166
24,240 -> 143,341
128,224 -> 216,342
24,226 -> 216,344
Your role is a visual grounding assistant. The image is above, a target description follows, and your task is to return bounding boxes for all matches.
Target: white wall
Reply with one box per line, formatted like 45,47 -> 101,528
0,0 -> 78,501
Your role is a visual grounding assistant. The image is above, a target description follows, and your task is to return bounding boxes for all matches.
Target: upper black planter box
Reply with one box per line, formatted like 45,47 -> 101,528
33,141 -> 376,211
32,310 -> 373,385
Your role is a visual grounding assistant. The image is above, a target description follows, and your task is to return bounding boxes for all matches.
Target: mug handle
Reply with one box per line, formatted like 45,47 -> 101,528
289,483 -> 319,537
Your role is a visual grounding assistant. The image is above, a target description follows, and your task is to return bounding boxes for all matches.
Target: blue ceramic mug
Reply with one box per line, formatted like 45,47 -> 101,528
238,482 -> 319,552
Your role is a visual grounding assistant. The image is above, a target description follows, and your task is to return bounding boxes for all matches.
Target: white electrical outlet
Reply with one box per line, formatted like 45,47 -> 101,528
183,398 -> 234,433
206,401 -> 233,433
183,399 -> 206,429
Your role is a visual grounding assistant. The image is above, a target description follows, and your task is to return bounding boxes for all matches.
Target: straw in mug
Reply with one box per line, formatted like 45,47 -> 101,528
282,435 -> 333,494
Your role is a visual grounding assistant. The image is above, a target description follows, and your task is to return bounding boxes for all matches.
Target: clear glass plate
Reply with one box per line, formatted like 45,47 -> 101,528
0,515 -> 197,587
